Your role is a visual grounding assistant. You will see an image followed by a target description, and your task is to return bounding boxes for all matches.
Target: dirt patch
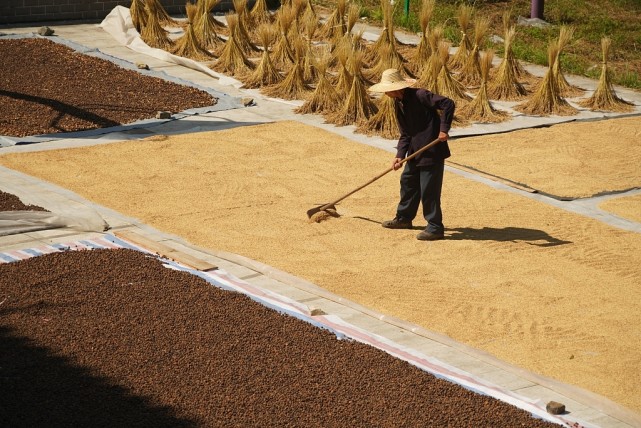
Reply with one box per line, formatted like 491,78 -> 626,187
448,116 -> 641,199
0,248 -> 560,427
0,38 -> 216,137
2,120 -> 640,413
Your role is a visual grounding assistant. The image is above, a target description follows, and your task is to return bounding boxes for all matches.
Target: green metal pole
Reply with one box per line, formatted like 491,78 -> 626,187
405,0 -> 410,17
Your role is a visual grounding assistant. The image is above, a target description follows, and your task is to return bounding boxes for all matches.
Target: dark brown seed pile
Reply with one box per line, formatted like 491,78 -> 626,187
0,189 -> 46,211
0,247 -> 562,427
0,38 -> 217,137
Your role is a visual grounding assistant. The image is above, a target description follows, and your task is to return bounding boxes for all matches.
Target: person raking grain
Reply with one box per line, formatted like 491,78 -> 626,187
368,68 -> 455,241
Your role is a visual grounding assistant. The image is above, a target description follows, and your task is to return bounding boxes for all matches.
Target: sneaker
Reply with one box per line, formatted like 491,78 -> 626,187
416,230 -> 445,241
382,217 -> 413,229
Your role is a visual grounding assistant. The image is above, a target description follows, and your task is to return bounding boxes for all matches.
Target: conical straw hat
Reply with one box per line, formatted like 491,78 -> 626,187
368,68 -> 416,93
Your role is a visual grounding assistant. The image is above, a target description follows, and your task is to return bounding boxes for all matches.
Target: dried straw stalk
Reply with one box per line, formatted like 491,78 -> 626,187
249,0 -> 273,27
331,41 -> 354,95
409,0 -> 435,76
193,0 -> 224,52
148,0 -> 181,27
487,25 -> 527,100
515,42 -> 577,116
356,94 -> 399,139
141,2 -> 174,50
345,3 -> 363,48
233,0 -> 260,55
210,13 -> 255,75
271,5 -> 296,70
364,0 -> 405,67
496,11 -> 533,85
325,51 -> 378,126
295,48 -> 341,114
173,2 -> 215,61
240,24 -> 282,88
415,25 -> 444,89
458,16 -> 490,88
319,0 -> 346,41
449,4 -> 474,72
364,43 -> 409,84
553,25 -> 584,97
301,16 -> 319,84
130,0 -> 148,32
297,0 -> 319,42
261,38 -> 312,100
459,50 -> 509,123
435,40 -> 471,104
578,37 -> 634,112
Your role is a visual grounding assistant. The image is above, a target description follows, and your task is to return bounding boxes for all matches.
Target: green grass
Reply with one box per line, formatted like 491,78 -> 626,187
324,0 -> 641,90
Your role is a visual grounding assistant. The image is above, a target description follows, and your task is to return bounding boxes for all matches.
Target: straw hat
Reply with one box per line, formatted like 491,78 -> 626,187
368,68 -> 416,93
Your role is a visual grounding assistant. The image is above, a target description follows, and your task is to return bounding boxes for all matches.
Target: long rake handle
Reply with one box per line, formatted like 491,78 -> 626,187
318,138 -> 443,211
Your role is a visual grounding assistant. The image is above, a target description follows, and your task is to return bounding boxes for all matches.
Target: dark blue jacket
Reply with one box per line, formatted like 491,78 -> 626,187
394,88 -> 455,166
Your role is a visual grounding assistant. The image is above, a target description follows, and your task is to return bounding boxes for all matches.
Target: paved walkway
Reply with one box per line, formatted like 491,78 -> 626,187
2,18 -> 641,428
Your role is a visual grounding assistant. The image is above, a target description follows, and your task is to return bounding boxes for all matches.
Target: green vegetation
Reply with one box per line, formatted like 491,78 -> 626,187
314,0 -> 641,90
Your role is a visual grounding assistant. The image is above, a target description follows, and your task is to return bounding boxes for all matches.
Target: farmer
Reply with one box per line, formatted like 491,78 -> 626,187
369,68 -> 455,241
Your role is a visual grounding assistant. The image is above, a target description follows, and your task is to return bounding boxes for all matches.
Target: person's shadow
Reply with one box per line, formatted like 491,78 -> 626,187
355,217 -> 570,247
446,226 -> 572,247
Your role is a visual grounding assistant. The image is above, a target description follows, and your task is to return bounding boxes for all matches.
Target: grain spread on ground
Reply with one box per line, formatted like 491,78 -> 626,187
1,120 -> 640,413
449,115 -> 641,199
599,193 -> 641,223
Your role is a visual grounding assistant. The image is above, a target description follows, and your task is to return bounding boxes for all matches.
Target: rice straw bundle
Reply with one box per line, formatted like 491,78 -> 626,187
364,42 -> 409,84
515,42 -> 578,116
449,4 -> 474,72
435,40 -> 471,104
301,1 -> 319,39
240,24 -> 282,88
261,37 -> 312,100
172,2 -> 215,61
130,0 -> 148,32
140,2 -> 174,50
487,25 -> 527,100
271,5 -> 296,70
249,0 -> 273,27
578,37 -> 634,112
356,94 -> 399,139
210,13 -> 255,75
415,25 -> 443,88
458,50 -> 509,123
301,19 -> 319,84
458,16 -> 490,88
193,0 -> 224,52
295,48 -> 341,114
232,0 -> 260,55
364,0 -> 405,67
148,0 -> 182,27
553,25 -> 584,97
325,51 -> 378,126
319,0 -> 347,41
415,50 -> 438,90
331,43 -> 354,95
295,0 -> 319,42
292,0 -> 307,22
409,0 -> 435,76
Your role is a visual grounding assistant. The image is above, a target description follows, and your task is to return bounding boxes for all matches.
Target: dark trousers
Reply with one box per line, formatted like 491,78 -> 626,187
396,161 -> 445,234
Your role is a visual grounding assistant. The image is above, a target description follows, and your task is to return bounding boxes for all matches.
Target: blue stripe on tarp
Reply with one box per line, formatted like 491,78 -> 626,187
21,248 -> 44,257
0,253 -> 17,263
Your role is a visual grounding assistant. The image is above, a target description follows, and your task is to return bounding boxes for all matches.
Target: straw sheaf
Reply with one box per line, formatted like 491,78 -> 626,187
459,49 -> 509,124
515,42 -> 578,116
487,26 -> 527,101
578,37 -> 634,112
